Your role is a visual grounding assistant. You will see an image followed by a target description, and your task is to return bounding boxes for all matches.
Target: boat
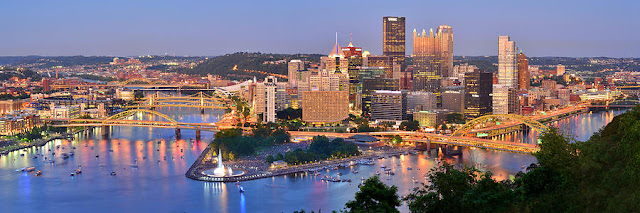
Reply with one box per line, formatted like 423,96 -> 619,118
75,169 -> 82,174
407,167 -> 413,170
110,171 -> 117,176
35,170 -> 42,176
69,151 -> 74,156
21,167 -> 36,172
70,173 -> 75,176
239,186 -> 245,193
32,156 -> 38,159
61,153 -> 70,159
352,170 -> 359,174
96,155 -> 99,158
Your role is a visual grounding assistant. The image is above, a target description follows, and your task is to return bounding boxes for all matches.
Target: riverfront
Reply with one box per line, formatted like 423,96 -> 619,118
0,107 -> 626,213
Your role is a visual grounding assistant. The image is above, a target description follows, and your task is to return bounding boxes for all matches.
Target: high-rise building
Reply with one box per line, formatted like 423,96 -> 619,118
342,36 -> 364,109
556,64 -> 565,76
508,88 -> 520,114
442,87 -> 465,113
492,84 -> 509,115
302,90 -> 349,124
254,76 -> 278,123
517,52 -> 529,91
412,25 -> 453,105
407,91 -> 436,114
453,63 -> 478,83
371,90 -> 407,122
383,17 -> 405,69
361,76 -> 400,117
364,55 -> 393,78
288,60 -> 304,88
464,71 -> 493,120
498,36 -> 518,88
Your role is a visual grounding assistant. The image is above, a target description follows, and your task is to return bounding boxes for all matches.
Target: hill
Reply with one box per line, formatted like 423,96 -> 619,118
175,52 -> 323,80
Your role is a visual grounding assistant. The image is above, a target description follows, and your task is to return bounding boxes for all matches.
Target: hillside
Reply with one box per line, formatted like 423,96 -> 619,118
176,52 -> 323,80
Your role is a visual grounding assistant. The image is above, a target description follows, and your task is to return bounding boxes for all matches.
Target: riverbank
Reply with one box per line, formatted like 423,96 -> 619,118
0,133 -> 72,156
186,144 -> 411,182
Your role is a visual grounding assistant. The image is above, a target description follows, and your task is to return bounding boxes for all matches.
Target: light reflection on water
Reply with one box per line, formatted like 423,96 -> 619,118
0,108 -> 626,213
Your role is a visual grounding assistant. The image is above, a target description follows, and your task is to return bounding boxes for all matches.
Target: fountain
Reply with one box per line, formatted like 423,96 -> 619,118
202,149 -> 244,178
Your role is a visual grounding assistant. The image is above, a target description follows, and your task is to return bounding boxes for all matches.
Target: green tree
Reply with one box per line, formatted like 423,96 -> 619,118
344,176 -> 400,213
400,120 -> 420,131
446,113 -> 465,124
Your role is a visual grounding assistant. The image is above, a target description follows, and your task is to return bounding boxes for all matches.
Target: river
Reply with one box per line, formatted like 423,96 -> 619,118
0,108 -> 628,213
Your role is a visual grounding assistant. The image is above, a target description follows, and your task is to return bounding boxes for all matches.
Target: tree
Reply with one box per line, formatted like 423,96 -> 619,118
400,120 -> 420,131
446,113 -> 465,124
392,135 -> 403,145
404,163 -> 478,213
265,155 -> 274,163
344,176 -> 400,213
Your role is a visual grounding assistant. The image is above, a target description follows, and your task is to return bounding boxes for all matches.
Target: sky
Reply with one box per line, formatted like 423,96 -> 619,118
1,0 -> 639,57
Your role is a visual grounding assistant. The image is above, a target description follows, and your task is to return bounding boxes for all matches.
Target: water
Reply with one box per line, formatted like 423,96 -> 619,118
0,108 -> 626,213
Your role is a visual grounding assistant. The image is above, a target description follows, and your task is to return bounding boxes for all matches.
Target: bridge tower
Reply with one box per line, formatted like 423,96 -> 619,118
200,92 -> 205,114
196,130 -> 201,141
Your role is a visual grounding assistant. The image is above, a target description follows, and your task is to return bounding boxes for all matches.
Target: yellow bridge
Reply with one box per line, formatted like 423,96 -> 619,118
127,91 -> 232,111
45,109 -> 220,140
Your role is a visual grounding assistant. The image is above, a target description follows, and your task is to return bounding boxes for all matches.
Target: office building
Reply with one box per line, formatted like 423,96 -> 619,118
498,36 -> 518,88
370,90 -> 407,122
556,64 -> 565,76
288,60 -> 304,88
254,76 -> 278,123
360,70 -> 399,117
364,55 -> 393,78
464,71 -> 493,119
302,90 -> 349,124
492,84 -> 509,115
383,16 -> 406,69
442,88 -> 465,113
412,25 -> 453,105
517,52 -> 529,90
407,91 -> 436,114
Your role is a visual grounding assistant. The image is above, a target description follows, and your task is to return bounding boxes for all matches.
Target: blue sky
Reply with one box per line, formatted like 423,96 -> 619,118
1,0 -> 638,57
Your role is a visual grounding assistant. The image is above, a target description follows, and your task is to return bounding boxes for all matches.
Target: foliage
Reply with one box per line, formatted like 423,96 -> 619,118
277,136 -> 360,165
399,120 -> 420,131
343,176 -> 401,213
446,113 -> 465,124
175,52 -> 323,80
392,135 -> 403,145
0,93 -> 30,100
276,107 -> 302,121
403,107 -> 640,212
70,74 -> 115,82
133,91 -> 144,100
212,126 -> 290,159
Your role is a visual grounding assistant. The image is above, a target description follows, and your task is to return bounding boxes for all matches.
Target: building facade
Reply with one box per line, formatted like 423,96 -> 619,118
301,90 -> 349,124
383,17 -> 406,69
464,71 -> 493,119
517,52 -> 529,91
370,90 -> 407,122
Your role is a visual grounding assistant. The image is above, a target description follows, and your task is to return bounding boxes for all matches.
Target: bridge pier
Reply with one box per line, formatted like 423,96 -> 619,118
200,108 -> 205,114
175,129 -> 181,140
101,125 -> 110,139
196,130 -> 201,141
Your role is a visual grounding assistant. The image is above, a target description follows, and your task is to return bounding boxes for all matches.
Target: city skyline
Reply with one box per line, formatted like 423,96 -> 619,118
1,0 -> 638,57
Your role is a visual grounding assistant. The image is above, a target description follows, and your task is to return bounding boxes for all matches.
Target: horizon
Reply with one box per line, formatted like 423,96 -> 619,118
2,1 -> 638,58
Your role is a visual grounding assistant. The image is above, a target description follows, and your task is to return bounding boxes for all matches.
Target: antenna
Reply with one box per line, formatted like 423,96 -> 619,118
350,33 -> 352,43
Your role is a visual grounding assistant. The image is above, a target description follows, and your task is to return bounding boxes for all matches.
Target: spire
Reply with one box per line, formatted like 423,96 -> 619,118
422,29 -> 426,37
429,28 -> 434,37
348,33 -> 354,47
329,32 -> 343,57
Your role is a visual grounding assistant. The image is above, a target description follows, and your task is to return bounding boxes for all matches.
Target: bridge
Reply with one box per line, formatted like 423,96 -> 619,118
289,131 -> 540,154
45,109 -> 219,140
588,99 -> 640,109
126,91 -> 232,113
458,106 -> 587,139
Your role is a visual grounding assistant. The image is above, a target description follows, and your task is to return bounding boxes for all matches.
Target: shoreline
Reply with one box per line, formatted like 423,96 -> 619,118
186,145 -> 411,182
0,127 -> 89,156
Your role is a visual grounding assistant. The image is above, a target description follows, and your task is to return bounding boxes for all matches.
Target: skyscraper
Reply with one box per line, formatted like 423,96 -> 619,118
412,25 -> 453,106
437,25 -> 454,78
498,36 -> 518,88
464,71 -> 493,120
288,60 -> 304,88
495,36 -> 518,114
383,16 -> 405,70
371,90 -> 407,122
517,52 -> 529,91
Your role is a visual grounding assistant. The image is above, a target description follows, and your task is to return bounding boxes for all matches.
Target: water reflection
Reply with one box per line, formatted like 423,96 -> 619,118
0,108 -> 626,213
